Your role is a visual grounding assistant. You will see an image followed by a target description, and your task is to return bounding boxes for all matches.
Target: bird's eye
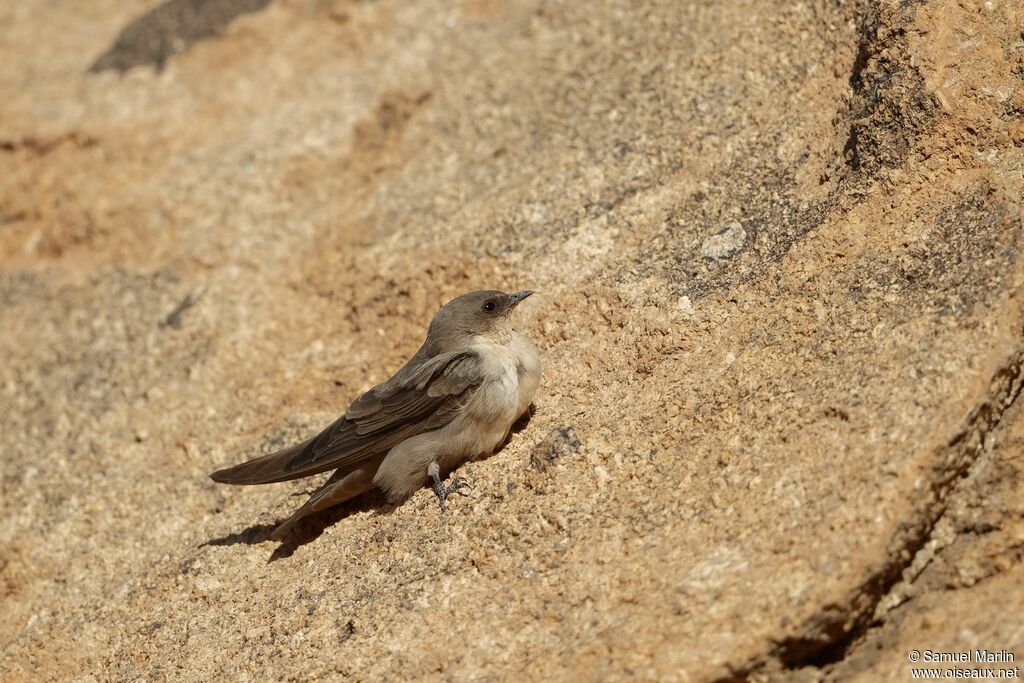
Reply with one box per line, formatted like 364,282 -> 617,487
482,300 -> 497,313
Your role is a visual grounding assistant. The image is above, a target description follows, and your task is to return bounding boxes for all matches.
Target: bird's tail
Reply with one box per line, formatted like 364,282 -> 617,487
209,436 -> 331,485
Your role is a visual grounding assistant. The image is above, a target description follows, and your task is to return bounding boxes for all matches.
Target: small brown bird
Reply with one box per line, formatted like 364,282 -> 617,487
211,290 -> 541,539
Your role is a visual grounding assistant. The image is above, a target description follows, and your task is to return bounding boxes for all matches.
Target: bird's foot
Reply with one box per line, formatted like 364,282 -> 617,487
428,463 -> 471,512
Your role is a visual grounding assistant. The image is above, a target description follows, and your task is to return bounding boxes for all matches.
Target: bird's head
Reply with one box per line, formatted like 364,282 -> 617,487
428,289 -> 534,346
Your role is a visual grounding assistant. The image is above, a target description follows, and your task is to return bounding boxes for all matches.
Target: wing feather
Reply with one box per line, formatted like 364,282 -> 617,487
210,350 -> 482,485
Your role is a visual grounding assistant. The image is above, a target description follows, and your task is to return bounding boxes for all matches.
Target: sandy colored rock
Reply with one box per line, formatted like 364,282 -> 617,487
821,394 -> 1024,682
1,0 -> 1023,681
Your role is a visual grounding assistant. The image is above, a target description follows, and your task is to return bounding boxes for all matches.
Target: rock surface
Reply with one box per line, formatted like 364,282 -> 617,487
2,0 -> 1023,680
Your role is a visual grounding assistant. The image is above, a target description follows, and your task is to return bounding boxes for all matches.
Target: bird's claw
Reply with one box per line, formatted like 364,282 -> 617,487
433,476 -> 471,512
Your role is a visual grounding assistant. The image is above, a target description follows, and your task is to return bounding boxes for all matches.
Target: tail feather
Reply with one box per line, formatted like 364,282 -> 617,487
209,436 -> 334,485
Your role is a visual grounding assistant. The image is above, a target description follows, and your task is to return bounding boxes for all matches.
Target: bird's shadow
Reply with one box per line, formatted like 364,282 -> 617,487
201,490 -> 393,562
201,405 -> 535,562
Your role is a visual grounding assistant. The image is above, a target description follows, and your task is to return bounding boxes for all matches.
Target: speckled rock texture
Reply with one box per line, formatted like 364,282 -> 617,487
2,0 -> 1023,680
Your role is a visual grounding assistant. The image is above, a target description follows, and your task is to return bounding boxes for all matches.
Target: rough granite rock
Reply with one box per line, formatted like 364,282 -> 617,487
2,0 -> 1023,681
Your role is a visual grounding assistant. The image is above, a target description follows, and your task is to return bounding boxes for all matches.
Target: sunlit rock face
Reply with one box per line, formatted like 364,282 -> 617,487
1,1 -> 1022,680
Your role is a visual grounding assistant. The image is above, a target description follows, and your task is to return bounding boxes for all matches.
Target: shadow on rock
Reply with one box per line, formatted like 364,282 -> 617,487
90,0 -> 272,73
496,403 -> 535,453
202,491 -> 391,563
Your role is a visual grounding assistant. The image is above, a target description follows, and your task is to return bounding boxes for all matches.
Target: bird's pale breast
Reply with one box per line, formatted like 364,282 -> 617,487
447,331 -> 540,461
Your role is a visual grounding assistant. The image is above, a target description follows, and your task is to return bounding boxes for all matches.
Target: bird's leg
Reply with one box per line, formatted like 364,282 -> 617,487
428,462 -> 471,512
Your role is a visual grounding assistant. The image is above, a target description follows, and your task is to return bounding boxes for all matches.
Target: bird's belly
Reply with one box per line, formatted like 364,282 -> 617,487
433,373 -> 514,467
460,372 -> 522,455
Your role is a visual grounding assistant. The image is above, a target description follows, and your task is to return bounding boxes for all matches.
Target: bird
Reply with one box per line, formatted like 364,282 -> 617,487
210,289 -> 541,540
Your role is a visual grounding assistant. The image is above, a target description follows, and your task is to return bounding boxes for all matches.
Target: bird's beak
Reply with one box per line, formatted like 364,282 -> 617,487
508,290 -> 534,307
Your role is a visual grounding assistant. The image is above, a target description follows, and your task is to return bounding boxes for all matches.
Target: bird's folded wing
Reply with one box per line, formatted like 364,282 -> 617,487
210,351 -> 483,485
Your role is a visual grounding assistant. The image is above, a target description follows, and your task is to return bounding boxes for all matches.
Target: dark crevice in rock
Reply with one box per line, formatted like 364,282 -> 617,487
838,1 -> 937,177
715,348 -> 1024,681
839,5 -> 877,173
818,404 -> 1024,678
0,132 -> 99,156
